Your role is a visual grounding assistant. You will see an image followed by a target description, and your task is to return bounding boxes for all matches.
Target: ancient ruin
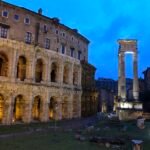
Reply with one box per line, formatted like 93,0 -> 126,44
0,1 -> 90,125
117,39 -> 143,120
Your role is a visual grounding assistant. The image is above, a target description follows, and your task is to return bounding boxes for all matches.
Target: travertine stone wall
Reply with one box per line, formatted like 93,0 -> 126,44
0,39 -> 82,125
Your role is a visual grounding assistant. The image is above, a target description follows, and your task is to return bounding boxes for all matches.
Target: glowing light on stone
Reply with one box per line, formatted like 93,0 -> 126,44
118,102 -> 143,110
12,118 -> 15,123
134,104 -> 143,109
50,111 -> 54,118
120,102 -> 133,109
125,51 -> 134,54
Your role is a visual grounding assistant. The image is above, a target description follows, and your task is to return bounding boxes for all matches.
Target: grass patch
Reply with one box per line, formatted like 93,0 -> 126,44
0,119 -> 150,150
0,132 -> 107,150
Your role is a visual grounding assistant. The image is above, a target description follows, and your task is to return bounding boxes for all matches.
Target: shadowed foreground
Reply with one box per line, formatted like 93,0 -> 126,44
0,116 -> 150,150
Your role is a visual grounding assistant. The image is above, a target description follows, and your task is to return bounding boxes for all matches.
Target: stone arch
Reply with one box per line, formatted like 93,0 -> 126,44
49,96 -> 58,120
16,56 -> 27,81
13,95 -> 25,122
50,62 -> 59,82
63,64 -> 70,84
35,59 -> 44,82
0,94 -> 4,123
32,96 -> 42,121
62,96 -> 69,119
0,52 -> 8,77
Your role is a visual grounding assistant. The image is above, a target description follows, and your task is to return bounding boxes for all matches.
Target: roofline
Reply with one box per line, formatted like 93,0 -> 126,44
0,0 -> 90,44
143,67 -> 150,74
117,39 -> 137,44
81,60 -> 96,70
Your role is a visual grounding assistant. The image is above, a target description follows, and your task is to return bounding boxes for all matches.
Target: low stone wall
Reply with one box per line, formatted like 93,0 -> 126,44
117,109 -> 143,120
143,113 -> 150,119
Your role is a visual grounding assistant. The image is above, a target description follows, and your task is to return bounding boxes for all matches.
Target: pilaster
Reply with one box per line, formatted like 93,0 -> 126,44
3,96 -> 13,125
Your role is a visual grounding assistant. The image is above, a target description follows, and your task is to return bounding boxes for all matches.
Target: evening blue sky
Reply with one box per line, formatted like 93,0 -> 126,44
4,0 -> 150,79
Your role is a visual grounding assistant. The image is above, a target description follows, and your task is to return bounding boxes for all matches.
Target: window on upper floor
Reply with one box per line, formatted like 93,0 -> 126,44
2,10 -> 8,18
14,14 -> 19,21
0,27 -> 8,38
70,47 -> 74,57
43,25 -> 48,33
84,56 -> 86,61
25,32 -> 32,44
24,17 -> 30,24
45,38 -> 50,49
62,32 -> 65,37
71,37 -> 74,41
56,30 -> 58,34
61,43 -> 65,54
78,51 -> 82,60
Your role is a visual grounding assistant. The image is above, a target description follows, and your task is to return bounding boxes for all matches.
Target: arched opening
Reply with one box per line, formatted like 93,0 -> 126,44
0,53 -> 8,77
0,94 -> 4,123
49,97 -> 57,120
13,95 -> 24,122
51,62 -> 57,82
35,59 -> 43,82
62,97 -> 68,119
32,96 -> 41,121
63,65 -> 69,84
17,56 -> 26,81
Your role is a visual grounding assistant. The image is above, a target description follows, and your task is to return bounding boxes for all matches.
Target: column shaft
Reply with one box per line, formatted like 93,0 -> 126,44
58,63 -> 64,84
69,64 -> 74,85
78,66 -> 82,87
10,50 -> 17,81
120,53 -> 126,101
3,98 -> 12,125
118,53 -> 121,97
133,53 -> 139,100
55,100 -> 62,120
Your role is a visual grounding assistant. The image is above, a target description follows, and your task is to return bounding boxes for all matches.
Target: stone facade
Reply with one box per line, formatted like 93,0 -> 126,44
98,89 -> 114,113
81,61 -> 98,117
140,68 -> 150,113
96,78 -> 117,112
0,1 -> 89,59
0,1 -> 89,124
143,67 -> 150,91
96,78 -> 118,94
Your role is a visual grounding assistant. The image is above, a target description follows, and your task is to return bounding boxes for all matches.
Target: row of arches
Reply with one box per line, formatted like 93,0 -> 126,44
0,94 -> 80,123
0,52 -> 80,85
